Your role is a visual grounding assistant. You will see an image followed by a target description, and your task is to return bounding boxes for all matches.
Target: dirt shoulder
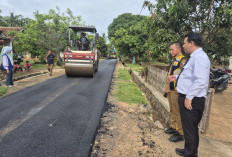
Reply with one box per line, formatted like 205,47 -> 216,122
206,83 -> 232,143
91,62 -> 232,157
1,68 -> 65,96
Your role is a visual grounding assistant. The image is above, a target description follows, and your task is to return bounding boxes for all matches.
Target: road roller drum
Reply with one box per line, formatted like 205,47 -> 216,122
65,63 -> 94,77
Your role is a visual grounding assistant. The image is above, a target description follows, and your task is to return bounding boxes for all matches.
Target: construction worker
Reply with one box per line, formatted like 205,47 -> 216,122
78,32 -> 89,51
164,42 -> 186,142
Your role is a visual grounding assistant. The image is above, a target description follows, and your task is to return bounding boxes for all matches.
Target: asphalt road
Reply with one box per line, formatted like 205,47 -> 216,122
0,59 -> 117,157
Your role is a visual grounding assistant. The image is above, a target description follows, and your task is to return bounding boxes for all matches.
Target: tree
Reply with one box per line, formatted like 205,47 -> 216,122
3,12 -> 29,27
13,7 -> 84,63
108,13 -> 146,40
108,13 -> 149,60
144,0 -> 232,62
96,33 -> 108,57
0,9 -> 8,26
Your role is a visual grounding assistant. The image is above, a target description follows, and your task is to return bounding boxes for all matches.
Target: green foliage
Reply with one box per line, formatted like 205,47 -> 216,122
109,14 -> 149,59
116,68 -> 147,105
116,82 -> 147,105
117,68 -> 131,81
96,34 -> 108,57
13,7 -> 83,62
21,60 -> 47,69
0,9 -> 7,26
127,64 -> 140,72
0,12 -> 29,27
108,13 -> 145,39
144,0 -> 232,62
0,87 -> 7,97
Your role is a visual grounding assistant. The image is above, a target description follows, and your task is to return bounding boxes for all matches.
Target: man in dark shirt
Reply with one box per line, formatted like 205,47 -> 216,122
78,32 -> 89,51
46,50 -> 55,76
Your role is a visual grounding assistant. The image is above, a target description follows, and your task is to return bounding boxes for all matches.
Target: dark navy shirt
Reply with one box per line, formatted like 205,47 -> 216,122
47,54 -> 55,64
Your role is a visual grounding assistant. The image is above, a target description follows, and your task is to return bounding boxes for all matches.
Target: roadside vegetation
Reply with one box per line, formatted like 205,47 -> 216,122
0,86 -> 7,97
126,64 -> 140,72
0,7 -> 109,63
116,68 -> 147,105
108,1 -> 232,65
20,60 -> 48,69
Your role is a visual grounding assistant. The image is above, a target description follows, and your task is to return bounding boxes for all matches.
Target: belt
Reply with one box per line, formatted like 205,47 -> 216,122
178,93 -> 186,97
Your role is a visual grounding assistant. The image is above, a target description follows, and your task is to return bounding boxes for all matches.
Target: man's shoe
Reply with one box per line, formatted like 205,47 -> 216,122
164,127 -> 176,134
169,132 -> 184,142
175,148 -> 184,156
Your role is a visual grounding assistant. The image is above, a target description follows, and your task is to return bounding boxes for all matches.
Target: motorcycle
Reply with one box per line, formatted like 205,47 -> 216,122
224,66 -> 232,73
210,68 -> 231,93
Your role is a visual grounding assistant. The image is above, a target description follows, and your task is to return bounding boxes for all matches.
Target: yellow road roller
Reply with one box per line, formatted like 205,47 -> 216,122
64,26 -> 99,77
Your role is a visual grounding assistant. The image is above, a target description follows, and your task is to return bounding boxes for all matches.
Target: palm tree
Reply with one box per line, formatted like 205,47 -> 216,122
4,12 -> 29,27
9,12 -> 20,27
0,9 -> 8,26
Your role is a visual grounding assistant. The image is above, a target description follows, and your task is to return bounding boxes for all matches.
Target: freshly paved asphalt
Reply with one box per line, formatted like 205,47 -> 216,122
0,59 -> 117,157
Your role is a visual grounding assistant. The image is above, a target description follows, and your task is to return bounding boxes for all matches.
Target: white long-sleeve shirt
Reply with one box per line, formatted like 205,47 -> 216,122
2,55 -> 11,70
1,46 -> 13,70
177,48 -> 210,100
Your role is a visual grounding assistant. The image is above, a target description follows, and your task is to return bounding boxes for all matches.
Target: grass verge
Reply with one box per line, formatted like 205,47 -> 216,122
117,68 -> 131,81
126,64 -> 140,72
21,60 -> 47,69
0,86 -> 7,97
115,68 -> 147,105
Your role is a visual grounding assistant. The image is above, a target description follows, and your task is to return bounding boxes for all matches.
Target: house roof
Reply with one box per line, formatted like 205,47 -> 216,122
0,27 -> 23,40
0,27 -> 23,33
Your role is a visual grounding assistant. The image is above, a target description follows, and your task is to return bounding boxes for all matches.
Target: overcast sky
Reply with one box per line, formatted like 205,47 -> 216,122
0,0 -> 151,36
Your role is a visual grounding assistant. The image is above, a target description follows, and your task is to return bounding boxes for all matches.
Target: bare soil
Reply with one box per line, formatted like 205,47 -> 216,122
2,68 -> 65,96
206,83 -> 232,143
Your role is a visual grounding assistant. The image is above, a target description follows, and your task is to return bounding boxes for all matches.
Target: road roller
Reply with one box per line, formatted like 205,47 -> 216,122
64,26 -> 99,77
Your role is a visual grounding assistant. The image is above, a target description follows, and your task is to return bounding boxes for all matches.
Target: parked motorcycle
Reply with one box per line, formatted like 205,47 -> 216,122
210,68 -> 231,93
224,66 -> 232,73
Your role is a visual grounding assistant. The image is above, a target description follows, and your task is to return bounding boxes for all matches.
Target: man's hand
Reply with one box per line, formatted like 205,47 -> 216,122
184,98 -> 192,110
168,75 -> 176,82
6,69 -> 9,74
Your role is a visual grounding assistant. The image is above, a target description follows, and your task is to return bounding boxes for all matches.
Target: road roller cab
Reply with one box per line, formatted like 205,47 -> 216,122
64,26 -> 99,77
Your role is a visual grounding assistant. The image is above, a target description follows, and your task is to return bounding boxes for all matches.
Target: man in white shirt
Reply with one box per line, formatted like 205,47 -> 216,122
169,32 -> 210,157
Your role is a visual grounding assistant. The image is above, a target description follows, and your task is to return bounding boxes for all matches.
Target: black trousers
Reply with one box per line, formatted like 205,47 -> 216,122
178,94 -> 205,157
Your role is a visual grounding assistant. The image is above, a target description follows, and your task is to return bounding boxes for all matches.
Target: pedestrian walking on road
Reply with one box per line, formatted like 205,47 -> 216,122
46,50 -> 55,76
1,39 -> 14,87
164,42 -> 186,142
169,32 -> 210,157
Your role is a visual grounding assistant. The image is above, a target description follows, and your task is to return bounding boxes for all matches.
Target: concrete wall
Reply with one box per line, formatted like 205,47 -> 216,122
131,64 -> 214,132
147,65 -> 168,93
131,70 -> 170,127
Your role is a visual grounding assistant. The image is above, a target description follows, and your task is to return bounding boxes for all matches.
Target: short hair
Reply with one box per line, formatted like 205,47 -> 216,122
170,42 -> 182,49
185,32 -> 202,47
26,61 -> 29,63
